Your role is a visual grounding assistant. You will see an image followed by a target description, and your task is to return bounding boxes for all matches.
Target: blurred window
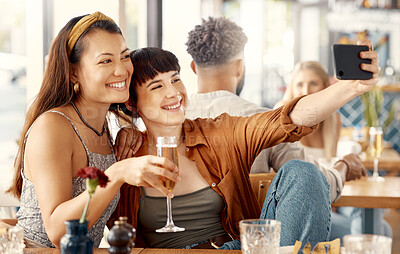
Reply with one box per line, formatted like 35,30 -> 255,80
0,0 -> 26,215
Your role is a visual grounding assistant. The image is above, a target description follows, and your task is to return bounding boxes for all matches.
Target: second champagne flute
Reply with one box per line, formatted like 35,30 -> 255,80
368,126 -> 385,182
155,136 -> 185,233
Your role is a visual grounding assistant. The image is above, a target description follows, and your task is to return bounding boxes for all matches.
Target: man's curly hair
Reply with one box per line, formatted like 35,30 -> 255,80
186,17 -> 248,67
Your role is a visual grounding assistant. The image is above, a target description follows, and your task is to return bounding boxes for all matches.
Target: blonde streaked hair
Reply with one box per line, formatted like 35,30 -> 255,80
283,61 -> 338,158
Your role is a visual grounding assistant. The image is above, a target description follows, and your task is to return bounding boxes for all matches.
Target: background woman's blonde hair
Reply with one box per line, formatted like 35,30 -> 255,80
283,61 -> 338,158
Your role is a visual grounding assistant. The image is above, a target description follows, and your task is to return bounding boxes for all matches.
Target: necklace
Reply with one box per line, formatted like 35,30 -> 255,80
71,102 -> 106,136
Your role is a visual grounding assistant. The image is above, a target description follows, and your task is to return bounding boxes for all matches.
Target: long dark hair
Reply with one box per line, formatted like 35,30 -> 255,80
8,15 -> 122,198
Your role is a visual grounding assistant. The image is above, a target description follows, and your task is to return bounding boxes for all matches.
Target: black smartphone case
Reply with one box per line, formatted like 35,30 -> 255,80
332,44 -> 373,80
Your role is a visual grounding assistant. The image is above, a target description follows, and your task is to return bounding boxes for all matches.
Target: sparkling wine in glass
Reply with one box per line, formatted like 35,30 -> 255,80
368,126 -> 385,182
155,136 -> 185,233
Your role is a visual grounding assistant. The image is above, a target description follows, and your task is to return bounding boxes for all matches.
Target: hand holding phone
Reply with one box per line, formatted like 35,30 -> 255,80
332,44 -> 373,80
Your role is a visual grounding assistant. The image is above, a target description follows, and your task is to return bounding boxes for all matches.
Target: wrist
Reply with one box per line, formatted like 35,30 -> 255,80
334,159 -> 349,182
106,162 -> 125,187
336,80 -> 360,101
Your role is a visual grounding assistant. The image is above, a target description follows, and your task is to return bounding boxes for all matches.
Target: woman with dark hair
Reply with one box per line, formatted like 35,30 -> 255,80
7,13 -> 178,248
110,45 -> 379,249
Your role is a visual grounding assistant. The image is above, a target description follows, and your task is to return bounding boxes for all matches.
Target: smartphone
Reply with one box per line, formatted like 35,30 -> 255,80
332,44 -> 373,80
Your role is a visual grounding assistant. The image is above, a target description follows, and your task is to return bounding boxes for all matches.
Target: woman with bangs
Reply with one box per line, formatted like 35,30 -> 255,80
110,45 -> 380,249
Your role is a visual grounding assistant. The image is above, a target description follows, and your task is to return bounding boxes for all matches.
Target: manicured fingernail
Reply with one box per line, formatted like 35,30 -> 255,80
168,193 -> 174,198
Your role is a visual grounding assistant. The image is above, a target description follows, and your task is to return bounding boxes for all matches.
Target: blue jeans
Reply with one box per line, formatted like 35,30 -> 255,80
220,159 -> 331,249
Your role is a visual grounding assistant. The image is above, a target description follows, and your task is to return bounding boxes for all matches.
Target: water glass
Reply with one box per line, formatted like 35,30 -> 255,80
239,219 -> 281,254
0,226 -> 24,254
343,234 -> 392,254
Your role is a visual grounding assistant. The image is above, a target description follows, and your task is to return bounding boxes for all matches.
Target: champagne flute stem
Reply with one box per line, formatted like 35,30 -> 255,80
166,196 -> 174,226
372,158 -> 379,178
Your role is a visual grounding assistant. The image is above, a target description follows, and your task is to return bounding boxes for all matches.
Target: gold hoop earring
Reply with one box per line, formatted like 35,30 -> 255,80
74,83 -> 80,94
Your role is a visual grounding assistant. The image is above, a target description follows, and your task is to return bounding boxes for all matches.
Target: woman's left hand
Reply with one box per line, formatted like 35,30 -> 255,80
113,126 -> 143,161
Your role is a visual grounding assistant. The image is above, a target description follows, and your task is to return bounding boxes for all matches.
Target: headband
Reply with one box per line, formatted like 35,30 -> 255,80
67,11 -> 115,57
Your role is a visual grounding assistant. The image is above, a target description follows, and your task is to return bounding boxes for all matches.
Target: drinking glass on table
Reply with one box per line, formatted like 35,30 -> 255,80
368,126 -> 385,182
155,136 -> 185,233
239,219 -> 281,254
0,226 -> 25,253
343,234 -> 392,254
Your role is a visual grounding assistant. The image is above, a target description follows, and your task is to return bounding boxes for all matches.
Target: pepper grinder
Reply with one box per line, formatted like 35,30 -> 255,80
118,216 -> 136,248
107,221 -> 131,254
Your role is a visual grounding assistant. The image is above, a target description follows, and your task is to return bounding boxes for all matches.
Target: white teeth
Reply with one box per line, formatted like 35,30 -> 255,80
106,81 -> 125,88
164,101 -> 181,110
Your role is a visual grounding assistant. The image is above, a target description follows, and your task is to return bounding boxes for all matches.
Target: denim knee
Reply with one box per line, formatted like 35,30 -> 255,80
261,159 -> 331,246
279,159 -> 329,194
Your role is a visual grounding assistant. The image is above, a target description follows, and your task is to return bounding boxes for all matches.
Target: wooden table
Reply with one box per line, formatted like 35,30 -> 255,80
332,176 -> 400,233
340,127 -> 400,175
140,249 -> 241,254
23,248 -> 241,253
332,176 -> 400,208
23,249 -> 144,254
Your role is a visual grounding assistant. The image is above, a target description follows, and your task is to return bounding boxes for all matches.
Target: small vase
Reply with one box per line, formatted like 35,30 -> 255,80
60,219 -> 93,254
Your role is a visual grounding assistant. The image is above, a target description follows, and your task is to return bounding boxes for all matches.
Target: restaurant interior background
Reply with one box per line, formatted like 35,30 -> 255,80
0,0 -> 399,251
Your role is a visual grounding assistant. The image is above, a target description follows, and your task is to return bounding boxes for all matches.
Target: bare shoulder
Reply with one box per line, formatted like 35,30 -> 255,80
23,107 -> 79,180
26,108 -> 76,150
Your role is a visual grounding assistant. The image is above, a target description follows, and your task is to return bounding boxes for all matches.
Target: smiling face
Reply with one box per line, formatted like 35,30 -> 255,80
291,69 -> 327,97
72,30 -> 133,106
135,70 -> 187,128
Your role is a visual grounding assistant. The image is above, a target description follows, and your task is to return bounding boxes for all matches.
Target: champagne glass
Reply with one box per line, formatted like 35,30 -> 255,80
368,126 -> 385,182
155,136 -> 185,233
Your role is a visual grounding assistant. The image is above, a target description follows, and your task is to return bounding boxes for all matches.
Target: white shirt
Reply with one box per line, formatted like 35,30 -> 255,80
186,90 -> 343,202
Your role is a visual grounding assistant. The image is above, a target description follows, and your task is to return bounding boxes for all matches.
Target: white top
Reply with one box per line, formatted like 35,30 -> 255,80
299,144 -> 326,163
186,90 -> 343,202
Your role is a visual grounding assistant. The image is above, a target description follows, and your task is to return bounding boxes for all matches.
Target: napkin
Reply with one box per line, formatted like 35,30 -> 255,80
293,238 -> 340,254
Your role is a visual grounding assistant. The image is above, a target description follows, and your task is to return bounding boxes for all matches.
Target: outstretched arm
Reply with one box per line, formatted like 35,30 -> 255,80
289,40 -> 379,126
113,126 -> 143,161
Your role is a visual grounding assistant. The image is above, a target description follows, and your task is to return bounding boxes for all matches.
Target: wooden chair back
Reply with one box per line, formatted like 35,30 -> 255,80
249,173 -> 276,208
0,218 -> 17,228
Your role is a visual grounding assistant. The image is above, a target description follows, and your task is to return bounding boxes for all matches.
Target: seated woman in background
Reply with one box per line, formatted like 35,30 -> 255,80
275,61 -> 392,241
7,12 -> 178,248
109,46 -> 379,249
274,61 -> 341,161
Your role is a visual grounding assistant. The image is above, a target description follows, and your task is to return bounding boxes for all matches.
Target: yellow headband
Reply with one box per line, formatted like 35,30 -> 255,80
67,11 -> 115,57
